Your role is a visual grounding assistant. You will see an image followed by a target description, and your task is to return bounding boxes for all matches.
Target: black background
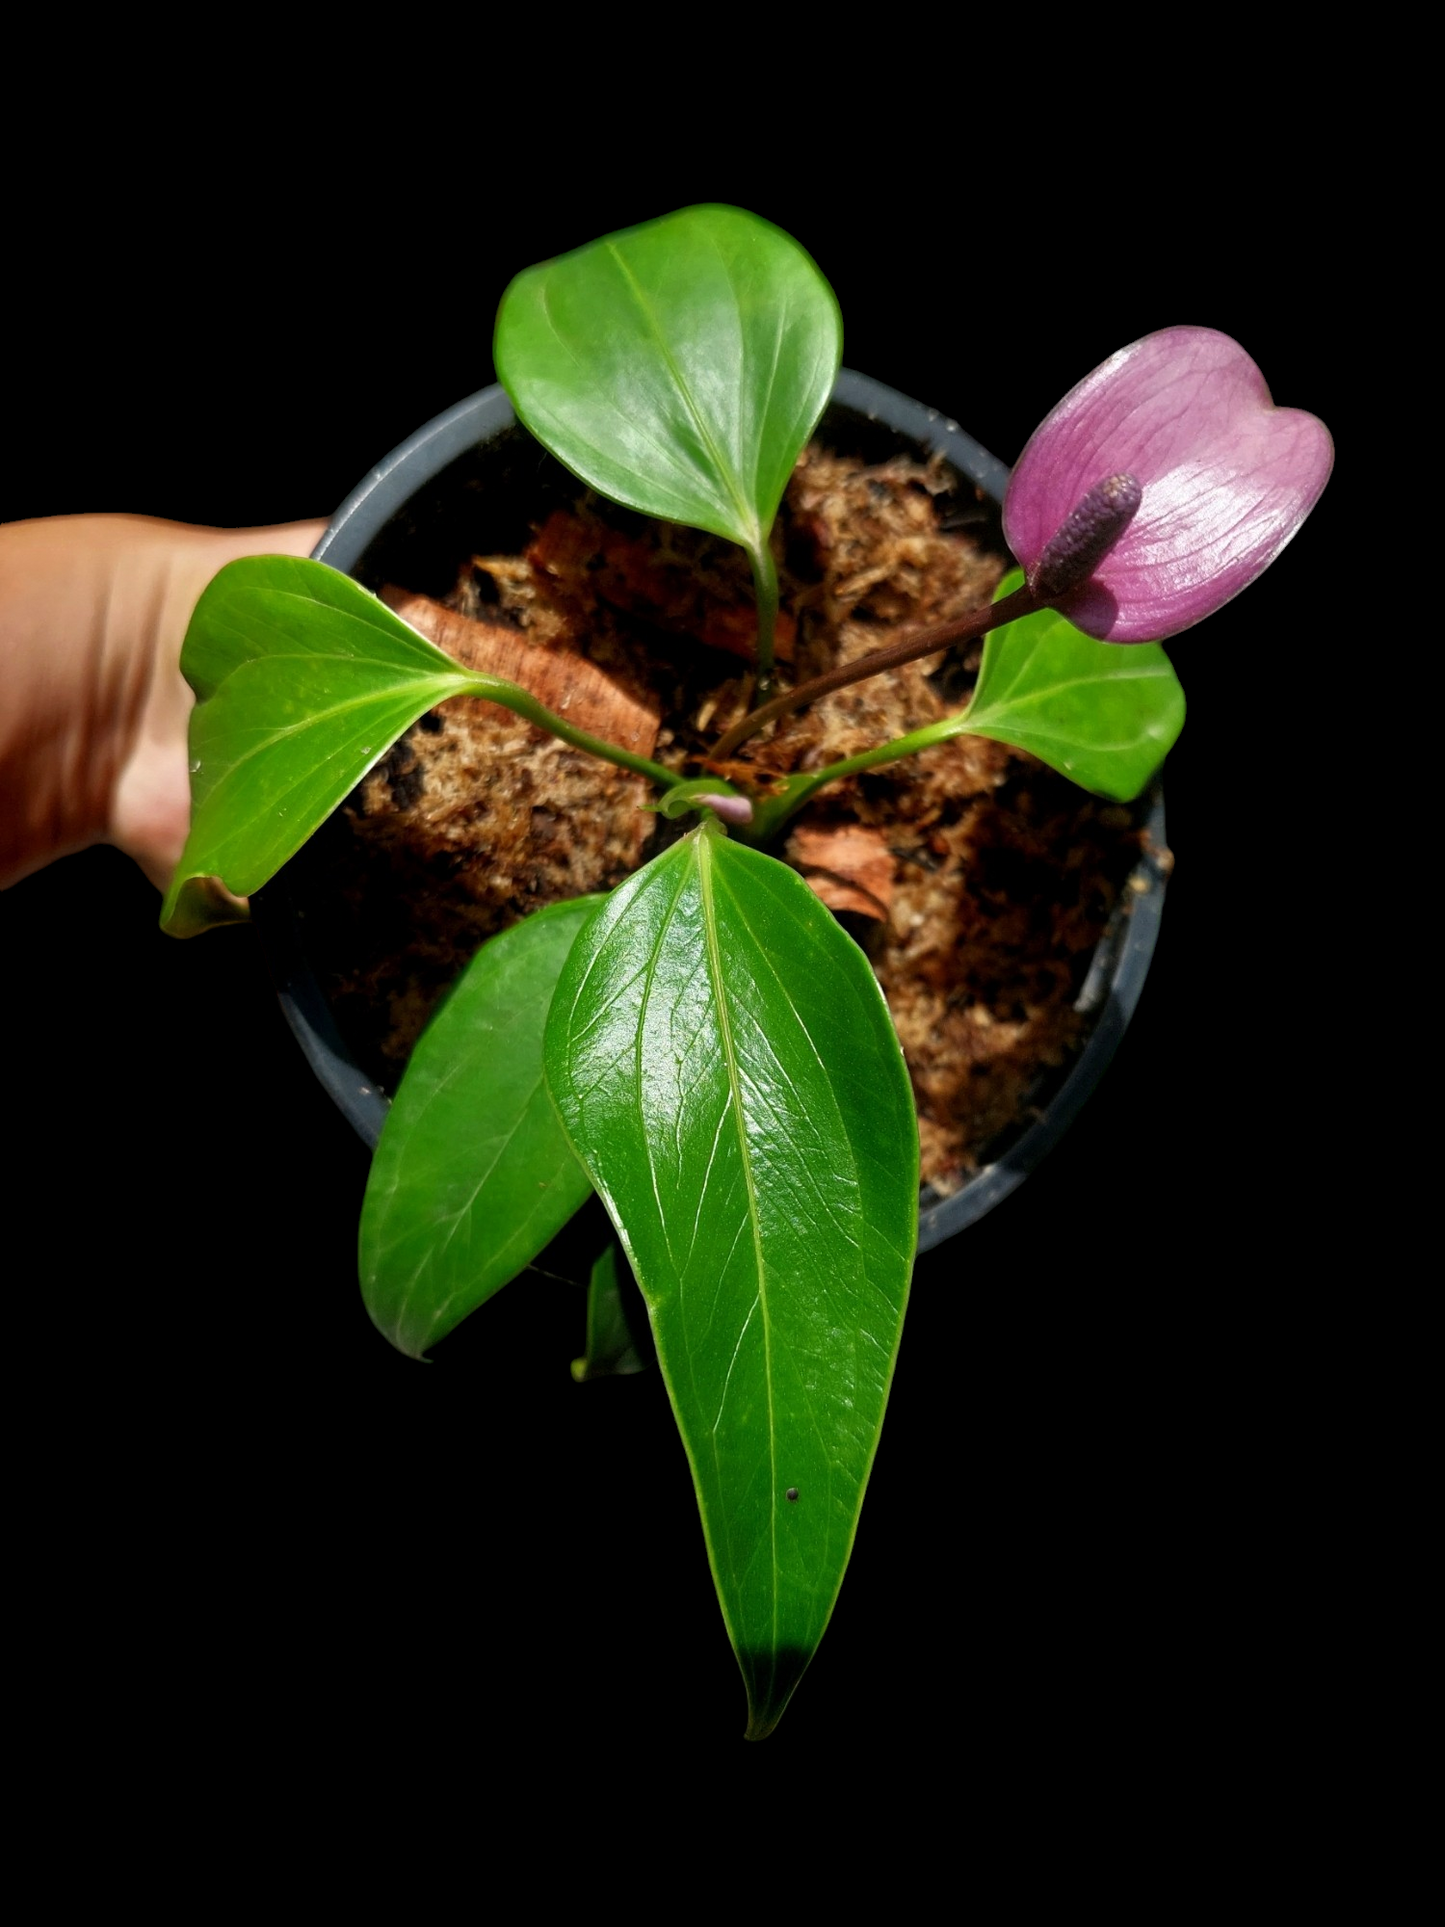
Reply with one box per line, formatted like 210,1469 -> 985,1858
4,158 -> 1348,1781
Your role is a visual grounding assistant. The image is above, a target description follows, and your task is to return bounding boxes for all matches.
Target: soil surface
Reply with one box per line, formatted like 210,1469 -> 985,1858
287,432 -> 1154,1199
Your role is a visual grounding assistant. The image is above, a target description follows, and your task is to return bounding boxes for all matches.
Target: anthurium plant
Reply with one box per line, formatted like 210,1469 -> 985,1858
159,206 -> 1332,1740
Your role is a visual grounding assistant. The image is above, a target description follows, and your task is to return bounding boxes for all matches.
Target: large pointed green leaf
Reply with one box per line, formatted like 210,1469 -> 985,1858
955,568 -> 1185,798
359,898 -> 600,1359
494,204 -> 842,558
160,556 -> 674,937
545,823 -> 918,1739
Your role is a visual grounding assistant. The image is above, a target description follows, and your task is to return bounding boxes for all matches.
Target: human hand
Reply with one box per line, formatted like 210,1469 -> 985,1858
0,514 -> 327,891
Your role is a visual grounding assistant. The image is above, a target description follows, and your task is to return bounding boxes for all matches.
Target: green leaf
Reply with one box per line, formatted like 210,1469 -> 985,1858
545,823 -> 918,1740
160,556 -> 676,937
161,557 -> 479,933
494,203 -> 842,560
571,1244 -> 648,1383
359,899 -> 600,1359
956,568 -> 1185,799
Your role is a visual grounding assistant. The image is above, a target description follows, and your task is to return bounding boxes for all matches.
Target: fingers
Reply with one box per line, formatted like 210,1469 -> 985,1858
1,515 -> 329,893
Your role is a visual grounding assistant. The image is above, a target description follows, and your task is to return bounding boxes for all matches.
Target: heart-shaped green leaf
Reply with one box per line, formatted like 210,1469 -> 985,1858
359,898 -> 600,1359
495,205 -> 841,683
496,204 -> 840,544
160,556 -> 674,937
953,568 -> 1185,799
545,823 -> 918,1740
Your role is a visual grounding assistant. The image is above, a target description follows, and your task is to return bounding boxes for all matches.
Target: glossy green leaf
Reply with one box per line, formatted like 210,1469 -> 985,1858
160,556 -> 675,937
571,1244 -> 648,1383
360,899 -> 600,1359
952,568 -> 1185,799
494,203 -> 842,559
546,823 -> 918,1739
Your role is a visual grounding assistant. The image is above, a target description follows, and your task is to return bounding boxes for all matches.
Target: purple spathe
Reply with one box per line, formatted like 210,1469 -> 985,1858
1003,326 -> 1333,643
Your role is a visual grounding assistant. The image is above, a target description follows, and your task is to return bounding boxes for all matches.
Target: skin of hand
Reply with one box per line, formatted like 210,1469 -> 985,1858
0,514 -> 327,892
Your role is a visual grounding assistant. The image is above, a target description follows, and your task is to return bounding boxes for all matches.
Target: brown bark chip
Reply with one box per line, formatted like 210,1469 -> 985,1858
380,587 -> 660,755
787,824 -> 896,921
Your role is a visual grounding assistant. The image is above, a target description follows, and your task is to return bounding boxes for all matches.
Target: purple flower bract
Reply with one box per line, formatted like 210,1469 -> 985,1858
1003,327 -> 1333,642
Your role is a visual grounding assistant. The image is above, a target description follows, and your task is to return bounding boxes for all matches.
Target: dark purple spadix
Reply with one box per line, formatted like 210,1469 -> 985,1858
1003,327 -> 1333,642
1030,473 -> 1143,602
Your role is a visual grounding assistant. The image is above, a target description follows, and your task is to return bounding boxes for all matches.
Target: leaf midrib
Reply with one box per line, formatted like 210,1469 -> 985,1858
192,682 -> 472,843
696,830 -> 778,1651
403,1063 -> 551,1332
975,660 -> 1175,714
198,586 -> 459,682
605,239 -> 759,548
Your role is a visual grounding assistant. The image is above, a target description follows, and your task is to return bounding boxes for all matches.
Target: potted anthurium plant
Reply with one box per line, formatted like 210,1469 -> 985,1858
158,206 -> 1331,1740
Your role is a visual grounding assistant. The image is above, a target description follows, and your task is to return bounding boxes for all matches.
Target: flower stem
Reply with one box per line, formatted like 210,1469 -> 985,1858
711,580 -> 1041,761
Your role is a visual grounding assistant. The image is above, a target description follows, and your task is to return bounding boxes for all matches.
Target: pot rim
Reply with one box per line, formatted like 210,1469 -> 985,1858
254,371 -> 1167,1252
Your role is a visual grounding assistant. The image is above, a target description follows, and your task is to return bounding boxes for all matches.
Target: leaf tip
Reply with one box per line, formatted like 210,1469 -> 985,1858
360,1288 -> 435,1363
739,1645 -> 812,1741
160,874 -> 250,938
376,1316 -> 435,1364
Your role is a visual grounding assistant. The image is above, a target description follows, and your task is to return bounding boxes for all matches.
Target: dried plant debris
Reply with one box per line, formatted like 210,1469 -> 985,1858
380,587 -> 660,755
299,441 -> 1148,1194
787,824 -> 895,922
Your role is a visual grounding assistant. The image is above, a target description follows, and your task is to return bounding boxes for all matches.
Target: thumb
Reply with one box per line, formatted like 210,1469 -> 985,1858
110,518 -> 329,890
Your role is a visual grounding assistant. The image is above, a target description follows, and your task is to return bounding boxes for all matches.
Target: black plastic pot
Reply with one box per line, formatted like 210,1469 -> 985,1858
252,371 -> 1168,1252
